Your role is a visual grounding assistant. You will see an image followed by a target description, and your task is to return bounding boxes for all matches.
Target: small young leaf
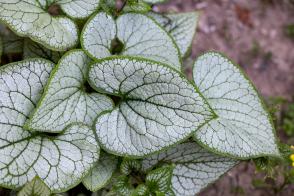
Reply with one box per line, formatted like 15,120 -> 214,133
0,59 -> 99,192
142,142 -> 237,196
18,176 -> 51,196
120,158 -> 142,175
83,153 -> 118,192
193,52 -> 280,158
26,50 -> 113,133
112,175 -> 134,196
23,39 -> 64,63
145,165 -> 174,193
149,12 -> 200,57
81,12 -> 181,70
133,184 -> 149,196
124,1 -> 151,13
0,1 -> 78,51
88,56 -> 214,157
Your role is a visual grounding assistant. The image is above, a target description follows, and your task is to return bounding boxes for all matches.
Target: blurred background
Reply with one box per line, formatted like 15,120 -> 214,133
0,0 -> 293,195
155,0 -> 294,195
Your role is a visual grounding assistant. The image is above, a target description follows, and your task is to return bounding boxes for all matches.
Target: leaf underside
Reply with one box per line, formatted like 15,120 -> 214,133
88,56 -> 213,157
26,50 -> 113,133
0,59 -> 99,192
142,142 -> 238,196
193,52 -> 280,158
81,12 -> 181,70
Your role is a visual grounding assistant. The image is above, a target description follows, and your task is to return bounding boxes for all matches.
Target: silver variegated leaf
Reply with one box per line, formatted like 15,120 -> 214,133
0,0 -> 78,51
120,158 -> 142,175
142,142 -> 237,196
55,0 -> 101,19
113,175 -> 134,196
88,56 -> 214,157
193,52 -> 280,158
149,12 -> 199,57
82,153 -> 118,192
26,50 -> 113,133
81,12 -> 181,70
18,176 -> 51,196
0,59 -> 99,192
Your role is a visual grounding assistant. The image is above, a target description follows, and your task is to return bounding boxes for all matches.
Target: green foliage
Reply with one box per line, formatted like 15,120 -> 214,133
0,0 -> 284,195
283,103 -> 294,136
18,177 -> 51,196
285,24 -> 294,38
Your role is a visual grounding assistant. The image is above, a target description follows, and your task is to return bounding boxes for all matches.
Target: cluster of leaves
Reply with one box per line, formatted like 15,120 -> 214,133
0,0 -> 283,195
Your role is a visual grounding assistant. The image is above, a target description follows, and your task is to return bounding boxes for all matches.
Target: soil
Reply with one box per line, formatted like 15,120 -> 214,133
156,0 -> 294,195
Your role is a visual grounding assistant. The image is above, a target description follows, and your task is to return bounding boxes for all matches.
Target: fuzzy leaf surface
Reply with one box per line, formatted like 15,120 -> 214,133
88,56 -> 213,157
0,59 -> 99,192
142,142 -> 237,196
81,12 -> 181,70
193,52 -> 280,158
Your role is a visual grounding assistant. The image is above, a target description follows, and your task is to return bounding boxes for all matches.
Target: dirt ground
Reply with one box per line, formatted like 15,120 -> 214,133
156,0 -> 294,195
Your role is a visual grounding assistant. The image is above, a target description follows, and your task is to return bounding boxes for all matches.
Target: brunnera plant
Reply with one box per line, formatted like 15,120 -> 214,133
0,0 -> 281,195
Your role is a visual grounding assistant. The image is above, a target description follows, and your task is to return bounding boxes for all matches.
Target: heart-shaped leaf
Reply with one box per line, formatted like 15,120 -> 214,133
193,52 -> 280,158
142,142 -> 237,196
149,12 -> 199,57
88,56 -> 214,157
0,59 -> 99,192
18,176 -> 51,196
82,152 -> 118,192
81,12 -> 181,70
0,0 -> 79,51
26,50 -> 113,133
